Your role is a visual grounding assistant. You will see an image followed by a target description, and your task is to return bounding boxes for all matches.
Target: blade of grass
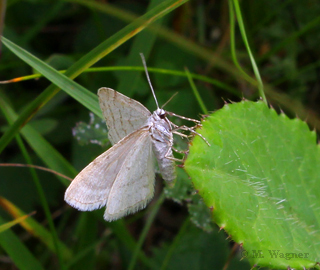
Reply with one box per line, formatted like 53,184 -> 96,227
184,67 -> 208,115
0,0 -> 189,154
258,14 -> 320,63
1,94 -> 67,268
65,235 -> 108,268
20,1 -> 65,45
128,192 -> 166,270
72,212 -> 97,270
0,212 -> 34,233
2,36 -> 101,116
0,216 -> 44,270
0,0 -> 6,55
0,66 -> 238,94
0,197 -> 72,261
160,218 -> 190,270
67,0 -> 240,79
117,0 -> 164,97
251,0 -> 293,34
75,0 -> 319,131
230,0 -> 266,103
108,219 -> 153,268
65,0 -> 320,130
196,1 -> 205,44
102,1 -> 164,265
66,0 -> 137,22
0,93 -> 77,183
78,0 -> 320,131
228,1 -> 254,83
1,96 -> 153,267
11,132 -> 65,269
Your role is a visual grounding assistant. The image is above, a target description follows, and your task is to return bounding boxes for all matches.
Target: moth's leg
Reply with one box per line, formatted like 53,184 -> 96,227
166,146 -> 191,165
171,122 -> 200,131
164,146 -> 184,163
172,130 -> 189,138
173,125 -> 210,146
171,123 -> 195,139
166,111 -> 201,124
172,146 -> 188,154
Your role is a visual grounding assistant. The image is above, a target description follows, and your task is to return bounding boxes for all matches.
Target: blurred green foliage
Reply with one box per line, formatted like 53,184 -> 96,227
0,0 -> 319,269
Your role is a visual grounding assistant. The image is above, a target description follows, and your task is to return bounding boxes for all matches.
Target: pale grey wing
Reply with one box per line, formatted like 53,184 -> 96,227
104,131 -> 155,221
98,87 -> 151,145
64,128 -> 152,212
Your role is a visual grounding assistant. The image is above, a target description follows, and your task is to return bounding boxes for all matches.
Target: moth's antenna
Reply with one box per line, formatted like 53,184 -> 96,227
161,92 -> 178,109
140,53 -> 159,109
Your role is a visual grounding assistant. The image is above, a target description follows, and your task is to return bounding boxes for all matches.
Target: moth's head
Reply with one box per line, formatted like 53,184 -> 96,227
155,108 -> 166,119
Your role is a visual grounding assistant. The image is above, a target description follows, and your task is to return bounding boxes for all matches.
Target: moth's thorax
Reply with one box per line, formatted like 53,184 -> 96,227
147,109 -> 172,140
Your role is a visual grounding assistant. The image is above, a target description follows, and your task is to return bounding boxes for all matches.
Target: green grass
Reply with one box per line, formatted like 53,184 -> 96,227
0,0 -> 320,269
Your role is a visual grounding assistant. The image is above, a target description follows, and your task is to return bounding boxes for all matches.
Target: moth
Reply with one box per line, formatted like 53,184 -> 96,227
65,54 -> 206,221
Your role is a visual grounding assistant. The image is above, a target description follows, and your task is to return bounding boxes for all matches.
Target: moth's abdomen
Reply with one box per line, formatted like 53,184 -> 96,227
152,140 -> 176,182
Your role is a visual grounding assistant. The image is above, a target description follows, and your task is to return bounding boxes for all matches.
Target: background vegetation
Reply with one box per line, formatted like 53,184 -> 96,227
0,0 -> 319,269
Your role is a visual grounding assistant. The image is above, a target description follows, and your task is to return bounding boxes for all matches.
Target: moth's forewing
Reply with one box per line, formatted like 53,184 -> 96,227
98,88 -> 151,144
104,129 -> 155,221
65,128 -> 155,217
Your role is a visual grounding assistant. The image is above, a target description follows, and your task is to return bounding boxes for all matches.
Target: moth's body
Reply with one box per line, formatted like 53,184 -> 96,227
102,89 -> 176,183
64,53 -> 205,221
148,108 -> 175,182
65,88 -> 176,221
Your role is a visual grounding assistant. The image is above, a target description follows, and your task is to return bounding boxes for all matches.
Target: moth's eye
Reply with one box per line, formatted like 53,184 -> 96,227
159,113 -> 166,119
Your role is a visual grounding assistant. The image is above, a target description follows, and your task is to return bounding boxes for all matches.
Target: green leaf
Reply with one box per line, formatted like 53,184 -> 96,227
187,195 -> 214,233
164,169 -> 215,232
185,100 -> 320,269
73,113 -> 109,146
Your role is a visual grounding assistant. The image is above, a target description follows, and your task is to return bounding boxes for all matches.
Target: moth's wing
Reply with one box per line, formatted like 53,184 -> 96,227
64,128 -> 152,212
98,87 -> 151,145
104,131 -> 155,221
